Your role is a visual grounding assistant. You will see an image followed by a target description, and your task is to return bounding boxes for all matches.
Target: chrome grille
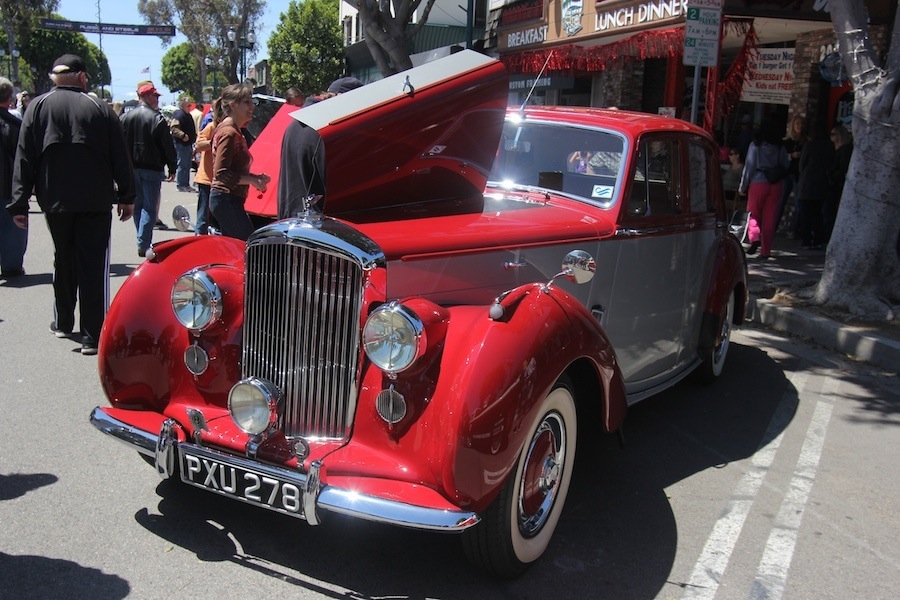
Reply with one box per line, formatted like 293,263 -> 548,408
243,241 -> 364,440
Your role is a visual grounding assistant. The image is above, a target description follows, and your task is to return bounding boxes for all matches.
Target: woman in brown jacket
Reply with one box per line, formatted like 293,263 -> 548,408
209,83 -> 270,240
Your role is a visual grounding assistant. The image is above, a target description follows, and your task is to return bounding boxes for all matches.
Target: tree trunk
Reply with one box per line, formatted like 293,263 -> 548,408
813,0 -> 900,320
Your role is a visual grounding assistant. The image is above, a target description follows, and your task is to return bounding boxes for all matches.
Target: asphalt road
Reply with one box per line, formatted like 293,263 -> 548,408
1,184 -> 898,599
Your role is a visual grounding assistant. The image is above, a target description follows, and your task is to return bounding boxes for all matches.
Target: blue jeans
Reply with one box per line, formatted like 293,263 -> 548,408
0,204 -> 28,273
209,190 -> 254,241
133,168 -> 164,252
175,143 -> 193,189
196,183 -> 211,234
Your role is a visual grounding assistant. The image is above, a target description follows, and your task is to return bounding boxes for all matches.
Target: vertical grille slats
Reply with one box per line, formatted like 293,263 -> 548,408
243,241 -> 363,440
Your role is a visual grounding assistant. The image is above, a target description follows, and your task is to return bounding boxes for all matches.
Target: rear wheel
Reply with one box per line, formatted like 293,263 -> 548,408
462,375 -> 577,578
696,291 -> 735,383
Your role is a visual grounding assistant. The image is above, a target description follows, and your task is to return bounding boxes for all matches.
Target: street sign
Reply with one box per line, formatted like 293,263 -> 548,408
683,1 -> 722,67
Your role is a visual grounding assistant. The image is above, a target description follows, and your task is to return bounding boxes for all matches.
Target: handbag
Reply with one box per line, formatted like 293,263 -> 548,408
761,164 -> 787,184
758,147 -> 788,183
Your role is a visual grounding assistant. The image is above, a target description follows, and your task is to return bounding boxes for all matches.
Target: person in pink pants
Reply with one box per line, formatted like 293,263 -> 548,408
738,119 -> 789,259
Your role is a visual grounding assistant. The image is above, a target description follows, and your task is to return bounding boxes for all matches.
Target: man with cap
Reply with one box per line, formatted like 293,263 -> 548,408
326,77 -> 363,94
276,76 -> 364,218
120,81 -> 177,257
8,53 -> 135,355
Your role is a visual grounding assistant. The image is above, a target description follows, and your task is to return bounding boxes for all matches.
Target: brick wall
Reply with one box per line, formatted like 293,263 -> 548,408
789,24 -> 889,124
591,60 -> 645,109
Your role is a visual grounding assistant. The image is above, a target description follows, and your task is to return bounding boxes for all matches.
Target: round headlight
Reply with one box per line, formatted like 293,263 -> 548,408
363,302 -> 424,374
171,270 -> 222,331
228,378 -> 281,436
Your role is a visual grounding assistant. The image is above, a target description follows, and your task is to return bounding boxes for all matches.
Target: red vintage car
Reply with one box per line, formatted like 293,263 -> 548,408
90,50 -> 747,577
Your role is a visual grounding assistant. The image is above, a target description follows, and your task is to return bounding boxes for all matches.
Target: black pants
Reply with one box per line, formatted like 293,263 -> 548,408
44,211 -> 112,345
798,196 -> 825,247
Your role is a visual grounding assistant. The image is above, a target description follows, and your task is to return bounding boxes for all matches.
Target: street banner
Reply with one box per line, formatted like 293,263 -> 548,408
40,19 -> 175,37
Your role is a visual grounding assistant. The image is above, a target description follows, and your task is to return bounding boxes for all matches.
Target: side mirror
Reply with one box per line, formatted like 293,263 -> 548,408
172,205 -> 193,233
544,250 -> 595,290
560,250 -> 595,284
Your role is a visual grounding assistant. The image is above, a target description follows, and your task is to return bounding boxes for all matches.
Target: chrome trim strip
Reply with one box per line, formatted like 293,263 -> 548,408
89,408 -> 480,532
90,407 -> 157,456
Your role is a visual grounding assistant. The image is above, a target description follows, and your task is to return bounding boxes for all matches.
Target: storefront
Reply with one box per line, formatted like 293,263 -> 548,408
488,0 -> 895,135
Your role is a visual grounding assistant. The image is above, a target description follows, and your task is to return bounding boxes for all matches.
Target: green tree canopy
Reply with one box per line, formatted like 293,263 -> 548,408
139,0 -> 265,85
0,0 -> 60,83
19,15 -> 110,95
267,0 -> 343,95
161,42 -> 200,98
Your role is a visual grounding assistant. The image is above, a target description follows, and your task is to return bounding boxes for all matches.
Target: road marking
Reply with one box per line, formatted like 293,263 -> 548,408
680,381 -> 801,600
750,399 -> 833,600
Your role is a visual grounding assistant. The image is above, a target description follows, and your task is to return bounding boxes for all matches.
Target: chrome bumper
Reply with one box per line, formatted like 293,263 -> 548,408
89,407 -> 480,532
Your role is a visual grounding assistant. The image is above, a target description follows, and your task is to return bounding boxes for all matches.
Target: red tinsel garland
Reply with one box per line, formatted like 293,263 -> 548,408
500,18 -> 759,129
705,20 -> 759,130
500,27 -> 687,76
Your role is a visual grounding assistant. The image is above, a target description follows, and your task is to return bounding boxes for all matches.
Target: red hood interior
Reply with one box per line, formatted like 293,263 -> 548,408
245,51 -> 508,219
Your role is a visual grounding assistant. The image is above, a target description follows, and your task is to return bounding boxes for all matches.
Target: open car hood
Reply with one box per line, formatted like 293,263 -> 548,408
287,50 -> 508,216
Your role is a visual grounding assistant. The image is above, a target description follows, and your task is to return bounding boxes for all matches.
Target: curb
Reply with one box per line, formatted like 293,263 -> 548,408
746,295 -> 900,372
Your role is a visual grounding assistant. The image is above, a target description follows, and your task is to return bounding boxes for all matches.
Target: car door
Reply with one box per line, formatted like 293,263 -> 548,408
681,136 -> 726,363
604,135 -> 694,396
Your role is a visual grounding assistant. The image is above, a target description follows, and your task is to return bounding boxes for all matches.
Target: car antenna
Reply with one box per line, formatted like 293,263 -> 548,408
519,51 -> 554,118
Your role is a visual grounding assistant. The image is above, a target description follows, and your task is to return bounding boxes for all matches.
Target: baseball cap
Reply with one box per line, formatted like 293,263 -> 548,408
138,83 -> 162,97
51,54 -> 86,74
327,77 -> 363,94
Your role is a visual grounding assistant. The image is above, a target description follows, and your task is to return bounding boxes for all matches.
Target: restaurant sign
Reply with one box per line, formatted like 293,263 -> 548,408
595,0 -> 688,33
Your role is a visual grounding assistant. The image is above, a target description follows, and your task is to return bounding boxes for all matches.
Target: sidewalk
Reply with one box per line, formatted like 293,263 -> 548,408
743,235 -> 900,373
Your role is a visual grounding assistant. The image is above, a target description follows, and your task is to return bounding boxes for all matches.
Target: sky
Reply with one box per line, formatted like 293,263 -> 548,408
57,0 -> 294,104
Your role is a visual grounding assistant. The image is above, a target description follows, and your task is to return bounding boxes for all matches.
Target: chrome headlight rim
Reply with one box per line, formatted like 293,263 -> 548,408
228,377 -> 283,436
171,270 -> 223,332
363,302 -> 425,375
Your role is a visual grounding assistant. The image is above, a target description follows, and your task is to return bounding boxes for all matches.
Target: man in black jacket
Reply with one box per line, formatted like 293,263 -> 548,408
0,76 -> 26,278
9,54 -> 135,355
172,95 -> 197,192
120,81 -> 176,256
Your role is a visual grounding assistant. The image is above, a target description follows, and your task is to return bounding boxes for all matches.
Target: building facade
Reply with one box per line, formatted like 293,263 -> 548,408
487,0 -> 895,136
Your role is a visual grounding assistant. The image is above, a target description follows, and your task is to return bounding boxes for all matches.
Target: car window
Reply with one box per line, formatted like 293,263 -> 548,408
688,140 -> 716,213
490,121 -> 626,207
627,137 -> 681,218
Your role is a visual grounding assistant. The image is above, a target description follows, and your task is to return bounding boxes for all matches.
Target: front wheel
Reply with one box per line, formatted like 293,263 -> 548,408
462,375 -> 577,578
695,291 -> 735,383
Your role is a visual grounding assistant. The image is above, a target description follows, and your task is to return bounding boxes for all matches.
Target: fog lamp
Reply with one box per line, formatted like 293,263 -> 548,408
228,378 -> 282,436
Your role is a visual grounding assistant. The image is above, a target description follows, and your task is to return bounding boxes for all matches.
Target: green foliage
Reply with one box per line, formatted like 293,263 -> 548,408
161,42 -> 200,98
267,0 -> 343,95
139,0 -> 265,85
17,16 -> 110,94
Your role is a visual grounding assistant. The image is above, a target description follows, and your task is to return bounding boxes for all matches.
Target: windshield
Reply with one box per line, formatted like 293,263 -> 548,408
488,120 -> 626,208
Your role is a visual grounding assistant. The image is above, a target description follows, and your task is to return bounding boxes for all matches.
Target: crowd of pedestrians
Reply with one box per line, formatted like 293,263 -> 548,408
728,113 -> 852,259
0,52 -> 310,355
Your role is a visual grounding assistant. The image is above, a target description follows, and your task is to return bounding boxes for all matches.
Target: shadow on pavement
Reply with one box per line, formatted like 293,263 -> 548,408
132,341 -> 796,598
0,552 -> 130,599
0,472 -> 58,501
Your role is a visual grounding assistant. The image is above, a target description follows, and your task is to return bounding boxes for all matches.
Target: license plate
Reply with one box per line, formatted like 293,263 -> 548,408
179,448 -> 305,517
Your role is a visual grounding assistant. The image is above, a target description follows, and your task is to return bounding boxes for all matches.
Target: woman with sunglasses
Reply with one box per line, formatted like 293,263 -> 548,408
209,83 -> 270,240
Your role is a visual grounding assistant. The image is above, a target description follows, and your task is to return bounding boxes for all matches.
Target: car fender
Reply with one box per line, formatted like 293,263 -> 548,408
99,236 -> 246,412
701,234 -> 749,348
430,283 -> 625,510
